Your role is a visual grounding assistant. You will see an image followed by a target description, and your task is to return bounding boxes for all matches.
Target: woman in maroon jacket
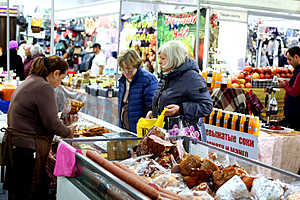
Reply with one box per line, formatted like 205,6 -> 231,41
3,56 -> 76,200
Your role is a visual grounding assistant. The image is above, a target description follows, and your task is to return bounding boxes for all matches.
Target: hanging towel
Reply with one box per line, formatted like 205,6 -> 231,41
54,141 -> 82,177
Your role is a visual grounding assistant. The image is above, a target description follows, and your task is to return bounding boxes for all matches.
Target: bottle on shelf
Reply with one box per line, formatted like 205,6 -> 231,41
253,116 -> 260,136
227,113 -> 233,129
244,115 -> 250,133
231,113 -> 238,131
216,109 -> 222,127
219,110 -> 226,127
221,72 -> 228,89
223,111 -> 230,129
248,115 -> 255,134
206,71 -> 213,88
212,108 -> 218,126
235,114 -> 241,131
215,71 -> 221,88
239,114 -> 246,132
209,109 -> 215,125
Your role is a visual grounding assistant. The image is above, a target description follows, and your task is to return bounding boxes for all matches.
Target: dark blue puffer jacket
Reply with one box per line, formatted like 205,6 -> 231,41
152,57 -> 213,141
118,68 -> 158,133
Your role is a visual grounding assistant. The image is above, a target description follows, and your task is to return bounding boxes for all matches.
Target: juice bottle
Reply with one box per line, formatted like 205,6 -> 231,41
215,71 -> 221,88
231,113 -> 238,131
206,71 -> 213,88
239,114 -> 246,132
221,73 -> 228,89
223,111 -> 229,128
227,76 -> 232,88
227,113 -> 233,129
209,109 -> 215,125
235,114 -> 241,131
212,71 -> 217,88
216,109 -> 222,127
244,115 -> 250,133
248,116 -> 254,134
212,109 -> 218,126
220,111 -> 226,127
253,116 -> 260,136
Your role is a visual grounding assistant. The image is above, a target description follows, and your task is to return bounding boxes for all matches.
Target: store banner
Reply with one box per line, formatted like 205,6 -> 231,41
204,124 -> 258,159
157,11 -> 206,59
120,13 -> 157,53
212,9 -> 247,23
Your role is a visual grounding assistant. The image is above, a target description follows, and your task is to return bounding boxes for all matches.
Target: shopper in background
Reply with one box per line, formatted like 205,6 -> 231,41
24,44 -> 43,78
118,49 -> 158,133
90,43 -> 106,76
146,40 -> 213,141
1,40 -> 25,80
17,40 -> 27,62
279,46 -> 300,131
3,56 -> 77,200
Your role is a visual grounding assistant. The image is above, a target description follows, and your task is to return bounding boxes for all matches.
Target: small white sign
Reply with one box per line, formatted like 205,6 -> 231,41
204,124 -> 258,159
212,9 -> 248,23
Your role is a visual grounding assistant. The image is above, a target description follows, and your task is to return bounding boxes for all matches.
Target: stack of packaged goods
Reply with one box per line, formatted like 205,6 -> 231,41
204,108 -> 260,136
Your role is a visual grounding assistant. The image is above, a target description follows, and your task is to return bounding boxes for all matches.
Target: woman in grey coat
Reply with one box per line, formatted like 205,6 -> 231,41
146,40 -> 213,141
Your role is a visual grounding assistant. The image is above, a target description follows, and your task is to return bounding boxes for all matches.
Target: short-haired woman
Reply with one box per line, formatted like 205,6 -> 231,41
146,40 -> 213,141
118,49 -> 158,133
3,56 -> 76,199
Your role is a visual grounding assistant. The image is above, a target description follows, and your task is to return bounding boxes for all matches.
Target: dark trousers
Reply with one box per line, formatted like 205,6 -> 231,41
5,147 -> 50,200
285,116 -> 300,131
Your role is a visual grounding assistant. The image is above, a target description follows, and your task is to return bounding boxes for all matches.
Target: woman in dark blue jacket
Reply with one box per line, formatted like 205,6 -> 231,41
118,49 -> 158,133
146,40 -> 213,141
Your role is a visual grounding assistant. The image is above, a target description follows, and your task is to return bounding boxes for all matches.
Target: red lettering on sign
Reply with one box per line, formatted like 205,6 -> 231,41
239,137 -> 254,148
230,147 -> 249,157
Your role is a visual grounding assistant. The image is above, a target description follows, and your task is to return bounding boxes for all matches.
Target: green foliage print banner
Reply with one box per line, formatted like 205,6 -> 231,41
157,11 -> 206,60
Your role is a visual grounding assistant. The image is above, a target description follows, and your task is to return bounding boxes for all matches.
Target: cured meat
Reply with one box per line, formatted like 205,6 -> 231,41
212,164 -> 247,188
179,154 -> 202,176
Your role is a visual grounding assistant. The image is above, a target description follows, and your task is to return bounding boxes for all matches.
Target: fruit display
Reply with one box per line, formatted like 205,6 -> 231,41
231,66 -> 293,88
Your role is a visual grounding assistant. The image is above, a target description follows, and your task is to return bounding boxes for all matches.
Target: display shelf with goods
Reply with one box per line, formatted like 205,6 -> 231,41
56,128 -> 300,199
55,86 -> 119,126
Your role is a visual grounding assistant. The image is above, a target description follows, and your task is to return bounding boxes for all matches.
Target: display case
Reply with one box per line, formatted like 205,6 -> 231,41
58,134 -> 300,200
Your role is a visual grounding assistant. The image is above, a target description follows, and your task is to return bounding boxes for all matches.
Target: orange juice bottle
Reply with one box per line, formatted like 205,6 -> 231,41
209,109 -> 215,125
216,109 -> 222,127
223,111 -> 230,128
248,116 -> 254,134
203,117 -> 206,124
253,116 -> 260,136
211,71 -> 217,88
215,72 -> 221,88
227,76 -> 232,88
232,113 -> 238,131
239,114 -> 246,132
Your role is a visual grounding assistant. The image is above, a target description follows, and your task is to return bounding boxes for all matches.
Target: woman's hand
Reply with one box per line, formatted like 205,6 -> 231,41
66,125 -> 77,138
278,80 -> 287,88
165,104 -> 180,117
146,111 -> 153,119
63,113 -> 79,126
